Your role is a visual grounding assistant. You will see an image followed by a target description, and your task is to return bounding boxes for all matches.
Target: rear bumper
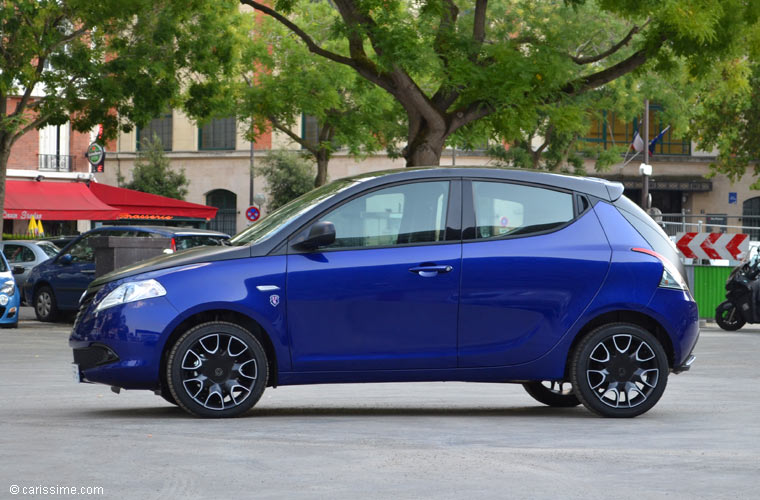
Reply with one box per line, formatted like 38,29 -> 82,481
673,354 -> 696,374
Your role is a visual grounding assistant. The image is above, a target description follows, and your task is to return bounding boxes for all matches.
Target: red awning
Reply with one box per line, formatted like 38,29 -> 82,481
3,180 -> 121,221
89,183 -> 218,220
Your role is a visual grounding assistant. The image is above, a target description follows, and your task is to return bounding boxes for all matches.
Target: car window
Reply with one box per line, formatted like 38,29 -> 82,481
175,235 -> 227,250
3,244 -> 35,263
471,181 -> 574,239
67,235 -> 95,263
318,181 -> 449,249
36,242 -> 60,258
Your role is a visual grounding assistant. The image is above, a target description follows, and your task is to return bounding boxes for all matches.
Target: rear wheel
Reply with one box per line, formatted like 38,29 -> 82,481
715,301 -> 745,331
167,322 -> 268,418
522,381 -> 580,407
570,323 -> 669,418
34,285 -> 58,322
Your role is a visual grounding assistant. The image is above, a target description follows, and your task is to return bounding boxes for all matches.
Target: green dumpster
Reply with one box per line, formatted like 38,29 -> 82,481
692,266 -> 733,319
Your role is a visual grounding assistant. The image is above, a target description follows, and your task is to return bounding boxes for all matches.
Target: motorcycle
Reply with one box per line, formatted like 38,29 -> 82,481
716,248 -> 760,331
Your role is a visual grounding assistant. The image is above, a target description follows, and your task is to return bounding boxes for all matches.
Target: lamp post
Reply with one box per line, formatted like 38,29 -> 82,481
641,99 -> 650,209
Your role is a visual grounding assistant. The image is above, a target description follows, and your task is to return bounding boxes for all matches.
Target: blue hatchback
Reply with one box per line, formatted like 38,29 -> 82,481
0,252 -> 22,328
70,168 -> 699,418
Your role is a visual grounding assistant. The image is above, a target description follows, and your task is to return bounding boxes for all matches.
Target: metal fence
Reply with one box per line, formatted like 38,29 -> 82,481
658,213 -> 760,240
37,154 -> 74,172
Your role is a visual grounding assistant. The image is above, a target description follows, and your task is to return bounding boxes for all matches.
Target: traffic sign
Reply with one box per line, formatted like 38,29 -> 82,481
675,232 -> 748,261
246,206 -> 260,222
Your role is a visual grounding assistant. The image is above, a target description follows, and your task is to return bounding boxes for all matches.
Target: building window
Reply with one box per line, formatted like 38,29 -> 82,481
206,189 -> 237,235
137,113 -> 173,151
743,197 -> 760,241
581,106 -> 690,156
199,117 -> 236,150
301,114 -> 319,148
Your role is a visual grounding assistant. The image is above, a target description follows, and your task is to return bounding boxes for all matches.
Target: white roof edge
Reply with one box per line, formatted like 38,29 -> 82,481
7,169 -> 96,182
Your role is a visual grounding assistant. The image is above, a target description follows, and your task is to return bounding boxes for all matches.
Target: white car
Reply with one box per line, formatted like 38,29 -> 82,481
1,240 -> 60,297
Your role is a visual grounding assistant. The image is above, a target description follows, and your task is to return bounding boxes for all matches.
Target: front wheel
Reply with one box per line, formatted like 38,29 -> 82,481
715,301 -> 745,331
166,322 -> 269,418
522,381 -> 580,407
570,323 -> 669,418
34,285 -> 58,322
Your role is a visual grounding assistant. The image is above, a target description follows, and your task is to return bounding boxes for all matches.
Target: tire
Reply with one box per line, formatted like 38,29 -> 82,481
522,381 -> 581,407
570,323 -> 669,418
34,285 -> 58,322
159,389 -> 178,406
166,321 -> 269,418
715,301 -> 745,331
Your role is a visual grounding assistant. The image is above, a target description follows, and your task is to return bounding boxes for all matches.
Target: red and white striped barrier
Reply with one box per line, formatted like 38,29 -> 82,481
675,232 -> 749,261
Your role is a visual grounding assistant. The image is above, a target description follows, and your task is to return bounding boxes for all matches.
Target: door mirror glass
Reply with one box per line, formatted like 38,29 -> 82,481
12,266 -> 25,275
293,221 -> 336,251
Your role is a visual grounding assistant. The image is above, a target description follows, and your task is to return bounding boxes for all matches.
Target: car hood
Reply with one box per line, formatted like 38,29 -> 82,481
90,245 -> 252,288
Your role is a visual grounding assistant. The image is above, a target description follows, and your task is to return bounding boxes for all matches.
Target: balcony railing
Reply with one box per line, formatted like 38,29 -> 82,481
38,154 -> 74,172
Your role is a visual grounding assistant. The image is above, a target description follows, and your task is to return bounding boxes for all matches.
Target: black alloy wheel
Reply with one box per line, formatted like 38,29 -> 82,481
715,301 -> 745,331
522,381 -> 581,407
570,323 -> 669,418
34,285 -> 58,322
167,322 -> 268,418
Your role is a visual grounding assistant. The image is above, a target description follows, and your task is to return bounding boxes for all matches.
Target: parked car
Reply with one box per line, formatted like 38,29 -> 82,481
1,240 -> 60,295
0,251 -> 22,328
24,225 -> 229,322
42,235 -> 78,250
70,168 -> 699,418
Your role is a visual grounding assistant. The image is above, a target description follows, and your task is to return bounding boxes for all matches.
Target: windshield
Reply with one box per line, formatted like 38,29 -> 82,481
36,241 -> 60,258
229,178 -> 359,246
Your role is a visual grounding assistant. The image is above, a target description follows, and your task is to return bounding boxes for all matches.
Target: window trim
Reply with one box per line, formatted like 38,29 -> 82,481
287,178 -> 461,254
461,178 -> 579,243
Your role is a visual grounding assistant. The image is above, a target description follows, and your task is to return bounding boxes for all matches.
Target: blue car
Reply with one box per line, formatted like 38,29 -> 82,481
70,168 -> 699,418
0,252 -> 22,328
24,225 -> 229,322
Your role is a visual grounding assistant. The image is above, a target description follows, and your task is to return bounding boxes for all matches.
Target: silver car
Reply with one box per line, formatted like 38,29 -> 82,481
1,240 -> 60,295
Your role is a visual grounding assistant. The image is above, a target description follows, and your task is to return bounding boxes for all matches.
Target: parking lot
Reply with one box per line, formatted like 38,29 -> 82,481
1,307 -> 758,500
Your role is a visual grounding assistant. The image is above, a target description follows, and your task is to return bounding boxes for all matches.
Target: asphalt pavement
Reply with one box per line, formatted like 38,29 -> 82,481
1,307 -> 758,499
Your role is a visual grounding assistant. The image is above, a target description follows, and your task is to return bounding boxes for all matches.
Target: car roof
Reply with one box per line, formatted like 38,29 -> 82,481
341,166 -> 624,201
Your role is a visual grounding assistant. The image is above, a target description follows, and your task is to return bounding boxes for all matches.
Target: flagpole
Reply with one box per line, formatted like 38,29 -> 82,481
641,99 -> 650,209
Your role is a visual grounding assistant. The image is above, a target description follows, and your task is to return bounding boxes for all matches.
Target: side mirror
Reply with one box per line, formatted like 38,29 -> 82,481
59,254 -> 73,265
12,266 -> 25,275
292,221 -> 336,251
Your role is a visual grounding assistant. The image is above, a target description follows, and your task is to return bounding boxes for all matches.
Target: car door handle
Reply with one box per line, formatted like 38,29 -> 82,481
409,265 -> 453,277
82,270 -> 96,274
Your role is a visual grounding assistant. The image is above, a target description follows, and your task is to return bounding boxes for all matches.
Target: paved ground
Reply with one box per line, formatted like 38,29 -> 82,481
1,307 -> 759,499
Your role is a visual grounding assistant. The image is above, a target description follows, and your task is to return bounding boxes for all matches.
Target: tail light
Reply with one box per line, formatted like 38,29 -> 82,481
632,247 -> 688,291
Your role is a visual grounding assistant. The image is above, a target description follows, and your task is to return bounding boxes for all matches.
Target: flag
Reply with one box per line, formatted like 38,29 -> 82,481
631,131 -> 644,153
648,125 -> 671,155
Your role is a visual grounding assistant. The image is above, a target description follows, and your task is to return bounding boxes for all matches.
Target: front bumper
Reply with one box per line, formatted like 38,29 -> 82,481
69,294 -> 179,389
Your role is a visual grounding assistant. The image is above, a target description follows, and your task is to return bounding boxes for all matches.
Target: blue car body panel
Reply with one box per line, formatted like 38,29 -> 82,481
287,244 -> 461,371
68,168 -> 700,396
0,253 -> 21,326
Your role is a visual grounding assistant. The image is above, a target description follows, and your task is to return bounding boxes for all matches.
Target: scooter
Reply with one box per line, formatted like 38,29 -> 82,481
716,249 -> 760,331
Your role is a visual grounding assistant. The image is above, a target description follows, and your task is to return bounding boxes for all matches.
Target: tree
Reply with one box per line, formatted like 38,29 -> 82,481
119,134 -> 189,199
259,150 -> 315,210
0,0 -> 242,235
240,0 -> 756,167
231,4 -> 403,187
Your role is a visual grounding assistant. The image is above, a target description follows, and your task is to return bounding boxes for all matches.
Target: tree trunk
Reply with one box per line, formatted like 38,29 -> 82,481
405,125 -> 446,167
0,140 -> 10,242
315,152 -> 329,187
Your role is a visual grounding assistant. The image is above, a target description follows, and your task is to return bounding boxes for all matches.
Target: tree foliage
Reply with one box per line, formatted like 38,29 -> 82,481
0,0 -> 242,232
259,150 -> 315,210
240,0 -> 757,167
226,4 -> 404,187
120,134 -> 189,200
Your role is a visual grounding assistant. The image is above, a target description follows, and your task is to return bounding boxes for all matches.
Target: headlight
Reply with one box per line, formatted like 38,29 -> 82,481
0,280 -> 15,297
95,279 -> 166,313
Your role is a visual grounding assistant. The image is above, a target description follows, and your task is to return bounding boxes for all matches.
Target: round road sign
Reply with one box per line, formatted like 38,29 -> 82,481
246,206 -> 260,222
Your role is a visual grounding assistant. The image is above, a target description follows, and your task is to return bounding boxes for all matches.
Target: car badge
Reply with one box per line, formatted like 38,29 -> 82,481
269,294 -> 280,307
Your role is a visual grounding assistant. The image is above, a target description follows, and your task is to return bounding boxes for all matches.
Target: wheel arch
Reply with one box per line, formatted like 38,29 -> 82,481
565,309 -> 675,377
159,309 -> 279,394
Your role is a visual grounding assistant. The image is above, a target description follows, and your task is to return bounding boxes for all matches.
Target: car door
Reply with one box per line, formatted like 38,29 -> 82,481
53,233 -> 99,308
457,180 -> 611,367
286,179 -> 462,371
